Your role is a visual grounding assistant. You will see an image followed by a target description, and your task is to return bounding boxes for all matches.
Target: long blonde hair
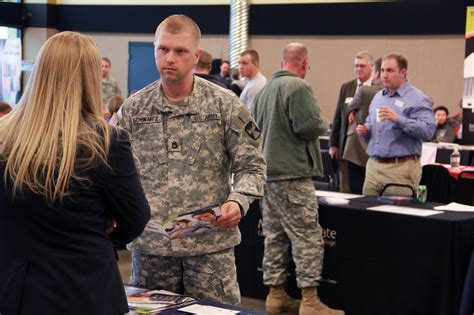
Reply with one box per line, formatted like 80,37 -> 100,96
0,31 -> 111,203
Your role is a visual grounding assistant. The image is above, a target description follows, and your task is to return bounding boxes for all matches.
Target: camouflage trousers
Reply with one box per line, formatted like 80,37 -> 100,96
261,177 -> 324,288
129,247 -> 241,306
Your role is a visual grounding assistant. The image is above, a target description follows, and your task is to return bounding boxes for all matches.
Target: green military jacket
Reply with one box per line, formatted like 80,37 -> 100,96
252,70 -> 328,179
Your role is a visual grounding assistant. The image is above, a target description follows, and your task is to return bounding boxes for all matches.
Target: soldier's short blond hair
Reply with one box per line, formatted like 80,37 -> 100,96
155,14 -> 201,49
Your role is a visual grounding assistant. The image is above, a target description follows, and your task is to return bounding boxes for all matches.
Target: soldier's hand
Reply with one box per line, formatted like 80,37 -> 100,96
216,201 -> 241,229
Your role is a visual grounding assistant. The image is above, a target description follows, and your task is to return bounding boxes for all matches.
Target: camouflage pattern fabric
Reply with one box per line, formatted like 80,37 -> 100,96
129,248 -> 240,306
261,177 -> 324,288
118,76 -> 266,257
102,76 -> 122,107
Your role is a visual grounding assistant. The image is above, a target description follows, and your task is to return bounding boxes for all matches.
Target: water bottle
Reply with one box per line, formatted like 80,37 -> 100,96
450,148 -> 460,170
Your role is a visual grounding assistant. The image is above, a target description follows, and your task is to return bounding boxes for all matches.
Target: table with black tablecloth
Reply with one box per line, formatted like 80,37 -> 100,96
235,198 -> 474,315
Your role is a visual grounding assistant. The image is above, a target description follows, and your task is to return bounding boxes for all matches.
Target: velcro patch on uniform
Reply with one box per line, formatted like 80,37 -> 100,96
244,121 -> 261,140
238,108 -> 251,124
191,113 -> 221,123
132,116 -> 161,125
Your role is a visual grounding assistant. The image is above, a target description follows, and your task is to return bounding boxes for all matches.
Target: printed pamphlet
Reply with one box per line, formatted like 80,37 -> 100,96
125,285 -> 196,314
145,204 -> 221,239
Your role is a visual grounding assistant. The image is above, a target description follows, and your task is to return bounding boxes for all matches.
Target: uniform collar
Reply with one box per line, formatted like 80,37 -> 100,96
156,77 -> 204,116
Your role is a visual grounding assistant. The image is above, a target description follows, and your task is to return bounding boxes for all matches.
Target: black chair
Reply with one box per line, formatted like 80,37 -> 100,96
313,149 -> 339,191
455,170 -> 474,206
420,164 -> 456,203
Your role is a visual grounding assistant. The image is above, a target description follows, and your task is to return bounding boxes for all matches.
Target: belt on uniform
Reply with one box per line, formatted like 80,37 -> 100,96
374,155 -> 418,164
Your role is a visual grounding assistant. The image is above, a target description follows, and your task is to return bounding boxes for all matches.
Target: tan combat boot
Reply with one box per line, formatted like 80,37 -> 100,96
265,286 -> 300,315
299,287 -> 345,315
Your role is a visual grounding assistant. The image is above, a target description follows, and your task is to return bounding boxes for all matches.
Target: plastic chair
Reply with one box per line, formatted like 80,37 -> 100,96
379,183 -> 415,198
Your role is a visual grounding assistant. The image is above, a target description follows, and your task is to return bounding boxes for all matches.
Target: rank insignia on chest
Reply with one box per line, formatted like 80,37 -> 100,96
168,138 -> 182,152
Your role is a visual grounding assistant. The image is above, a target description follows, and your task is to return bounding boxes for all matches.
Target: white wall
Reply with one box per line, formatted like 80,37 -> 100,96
24,30 -> 465,120
89,33 -> 230,97
89,33 -> 465,120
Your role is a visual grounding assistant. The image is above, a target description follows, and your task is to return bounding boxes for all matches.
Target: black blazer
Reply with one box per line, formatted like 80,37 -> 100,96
329,79 -> 358,152
0,129 -> 150,315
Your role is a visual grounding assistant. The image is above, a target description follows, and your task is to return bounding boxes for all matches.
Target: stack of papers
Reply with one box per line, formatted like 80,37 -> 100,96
316,190 -> 363,206
434,202 -> 474,212
316,191 -> 363,199
319,197 -> 350,205
367,205 -> 443,217
125,286 -> 196,314
178,305 -> 240,315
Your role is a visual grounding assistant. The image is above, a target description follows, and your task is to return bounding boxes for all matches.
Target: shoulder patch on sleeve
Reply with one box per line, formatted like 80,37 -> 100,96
244,121 -> 261,141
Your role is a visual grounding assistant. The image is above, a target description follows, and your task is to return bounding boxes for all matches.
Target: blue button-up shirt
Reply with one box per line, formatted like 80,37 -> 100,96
364,81 -> 436,158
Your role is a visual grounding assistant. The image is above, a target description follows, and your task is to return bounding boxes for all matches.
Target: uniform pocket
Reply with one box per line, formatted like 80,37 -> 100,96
132,121 -> 167,165
186,119 -> 223,166
286,179 -> 318,225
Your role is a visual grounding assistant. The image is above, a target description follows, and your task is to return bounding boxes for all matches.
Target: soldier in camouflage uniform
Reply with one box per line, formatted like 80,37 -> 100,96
118,15 -> 266,306
252,43 -> 344,315
101,57 -> 122,108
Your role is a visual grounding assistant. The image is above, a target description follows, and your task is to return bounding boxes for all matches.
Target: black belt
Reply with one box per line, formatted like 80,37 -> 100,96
374,155 -> 418,164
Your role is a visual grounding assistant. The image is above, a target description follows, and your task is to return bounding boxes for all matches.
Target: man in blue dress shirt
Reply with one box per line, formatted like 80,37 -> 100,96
356,52 -> 436,196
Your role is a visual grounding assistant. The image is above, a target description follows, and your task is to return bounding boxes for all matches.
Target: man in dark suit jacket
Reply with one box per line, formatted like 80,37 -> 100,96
343,58 -> 382,194
329,51 -> 374,192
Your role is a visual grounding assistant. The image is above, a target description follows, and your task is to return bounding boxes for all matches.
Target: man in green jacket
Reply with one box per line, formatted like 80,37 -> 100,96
252,43 -> 344,315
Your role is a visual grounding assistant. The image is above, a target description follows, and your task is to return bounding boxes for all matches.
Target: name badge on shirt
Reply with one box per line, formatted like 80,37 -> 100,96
345,97 -> 353,105
394,100 -> 405,108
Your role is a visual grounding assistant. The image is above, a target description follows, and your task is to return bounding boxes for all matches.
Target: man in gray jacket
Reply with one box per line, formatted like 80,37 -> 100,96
343,58 -> 383,194
252,43 -> 344,315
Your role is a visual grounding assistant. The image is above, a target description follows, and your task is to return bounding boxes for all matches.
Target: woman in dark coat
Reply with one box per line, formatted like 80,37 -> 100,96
0,31 -> 150,315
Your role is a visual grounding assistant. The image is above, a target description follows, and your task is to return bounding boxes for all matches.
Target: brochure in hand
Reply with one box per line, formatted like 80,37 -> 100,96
145,204 -> 221,239
125,285 -> 197,314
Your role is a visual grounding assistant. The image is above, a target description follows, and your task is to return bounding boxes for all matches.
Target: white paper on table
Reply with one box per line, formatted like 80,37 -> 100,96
367,205 -> 443,217
434,202 -> 474,212
316,190 -> 363,199
421,142 -> 438,166
319,197 -> 350,205
178,304 -> 239,315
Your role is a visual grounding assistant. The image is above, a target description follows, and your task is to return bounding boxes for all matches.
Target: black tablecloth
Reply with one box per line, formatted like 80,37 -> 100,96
236,198 -> 474,315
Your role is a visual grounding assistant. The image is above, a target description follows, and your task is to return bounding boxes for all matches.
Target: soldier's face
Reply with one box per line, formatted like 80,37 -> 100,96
154,30 -> 200,85
101,60 -> 111,79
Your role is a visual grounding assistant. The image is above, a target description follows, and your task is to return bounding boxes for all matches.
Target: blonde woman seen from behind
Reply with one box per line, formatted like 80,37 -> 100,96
0,32 -> 150,315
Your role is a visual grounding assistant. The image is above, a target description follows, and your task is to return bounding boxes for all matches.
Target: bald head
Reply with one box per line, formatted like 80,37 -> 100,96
282,43 -> 309,79
283,43 -> 308,64
155,14 -> 201,49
